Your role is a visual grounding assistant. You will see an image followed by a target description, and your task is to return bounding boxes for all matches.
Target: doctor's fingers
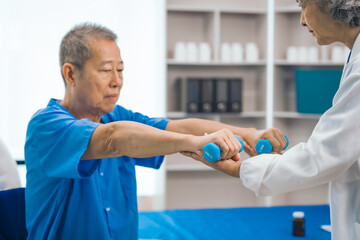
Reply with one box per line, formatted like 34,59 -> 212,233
274,129 -> 287,152
230,134 -> 242,158
209,129 -> 240,160
262,128 -> 286,153
243,141 -> 257,157
220,136 -> 241,160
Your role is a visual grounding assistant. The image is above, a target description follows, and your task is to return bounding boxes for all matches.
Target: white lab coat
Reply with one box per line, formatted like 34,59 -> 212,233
240,33 -> 360,240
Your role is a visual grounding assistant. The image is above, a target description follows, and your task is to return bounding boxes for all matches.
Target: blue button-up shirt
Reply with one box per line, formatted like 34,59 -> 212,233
25,99 -> 169,239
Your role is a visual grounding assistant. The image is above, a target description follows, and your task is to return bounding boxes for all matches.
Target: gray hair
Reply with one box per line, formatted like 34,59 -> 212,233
59,23 -> 117,83
296,0 -> 360,27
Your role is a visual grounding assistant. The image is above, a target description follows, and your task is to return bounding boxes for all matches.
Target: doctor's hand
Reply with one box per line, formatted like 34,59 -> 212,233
181,128 -> 241,163
240,128 -> 287,156
182,150 -> 241,178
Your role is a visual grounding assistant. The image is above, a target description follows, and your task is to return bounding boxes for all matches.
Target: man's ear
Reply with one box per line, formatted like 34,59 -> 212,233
62,63 -> 77,86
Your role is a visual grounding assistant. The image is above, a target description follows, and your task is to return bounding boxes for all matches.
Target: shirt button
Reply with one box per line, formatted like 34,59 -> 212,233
100,172 -> 104,176
106,207 -> 111,212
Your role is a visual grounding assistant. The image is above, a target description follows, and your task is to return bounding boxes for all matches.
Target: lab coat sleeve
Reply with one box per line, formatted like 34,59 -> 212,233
240,72 -> 360,196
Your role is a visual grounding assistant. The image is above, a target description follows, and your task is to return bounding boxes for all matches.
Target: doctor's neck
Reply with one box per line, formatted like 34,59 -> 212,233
343,26 -> 360,50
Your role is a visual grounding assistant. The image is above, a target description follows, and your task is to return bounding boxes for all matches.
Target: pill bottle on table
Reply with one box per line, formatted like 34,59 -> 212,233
293,211 -> 305,236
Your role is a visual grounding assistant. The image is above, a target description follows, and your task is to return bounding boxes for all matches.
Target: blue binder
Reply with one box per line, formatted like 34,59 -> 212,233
295,69 -> 342,114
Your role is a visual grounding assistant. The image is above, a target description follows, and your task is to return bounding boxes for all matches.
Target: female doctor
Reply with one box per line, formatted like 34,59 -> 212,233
196,0 -> 360,239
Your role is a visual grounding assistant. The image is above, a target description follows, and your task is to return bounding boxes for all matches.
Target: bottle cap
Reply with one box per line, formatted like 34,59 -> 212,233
293,211 -> 305,218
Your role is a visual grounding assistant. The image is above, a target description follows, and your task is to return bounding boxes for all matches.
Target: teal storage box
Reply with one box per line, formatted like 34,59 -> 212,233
295,69 -> 342,114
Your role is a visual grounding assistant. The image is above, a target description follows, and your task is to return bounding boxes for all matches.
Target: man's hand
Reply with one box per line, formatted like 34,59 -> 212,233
180,128 -> 242,177
240,128 -> 287,156
187,128 -> 242,161
166,118 -> 286,157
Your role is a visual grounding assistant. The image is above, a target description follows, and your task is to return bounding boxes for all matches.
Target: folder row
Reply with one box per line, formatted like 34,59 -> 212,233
181,78 -> 243,113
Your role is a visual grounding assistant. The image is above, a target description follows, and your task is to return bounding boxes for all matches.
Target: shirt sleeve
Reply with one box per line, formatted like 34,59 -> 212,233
26,109 -> 101,179
240,72 -> 360,196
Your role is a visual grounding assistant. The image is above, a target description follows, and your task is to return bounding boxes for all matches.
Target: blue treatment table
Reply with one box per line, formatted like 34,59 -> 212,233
139,205 -> 331,240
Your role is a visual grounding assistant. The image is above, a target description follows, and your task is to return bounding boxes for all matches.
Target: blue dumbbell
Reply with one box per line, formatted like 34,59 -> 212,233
255,135 -> 289,154
203,136 -> 243,162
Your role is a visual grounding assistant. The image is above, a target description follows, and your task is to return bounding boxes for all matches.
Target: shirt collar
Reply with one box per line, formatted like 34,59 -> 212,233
49,98 -> 65,110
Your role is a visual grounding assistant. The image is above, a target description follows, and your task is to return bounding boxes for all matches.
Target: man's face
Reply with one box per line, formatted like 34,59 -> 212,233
74,38 -> 123,116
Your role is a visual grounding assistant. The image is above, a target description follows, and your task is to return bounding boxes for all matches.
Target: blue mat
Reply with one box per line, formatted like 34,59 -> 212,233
139,205 -> 331,240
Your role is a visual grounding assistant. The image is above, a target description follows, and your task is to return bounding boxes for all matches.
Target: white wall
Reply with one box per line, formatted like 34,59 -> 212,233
0,0 -> 166,196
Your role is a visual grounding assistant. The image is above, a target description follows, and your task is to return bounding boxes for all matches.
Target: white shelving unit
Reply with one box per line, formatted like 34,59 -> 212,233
275,59 -> 344,66
163,0 -> 339,210
167,59 -> 267,66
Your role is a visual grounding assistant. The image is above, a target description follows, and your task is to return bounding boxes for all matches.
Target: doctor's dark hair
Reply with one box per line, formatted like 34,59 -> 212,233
296,0 -> 360,28
59,23 -> 118,83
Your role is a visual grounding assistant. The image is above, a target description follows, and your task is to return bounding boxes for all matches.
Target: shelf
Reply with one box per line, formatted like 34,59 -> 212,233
275,59 -> 344,67
167,5 -> 215,13
275,6 -> 301,13
164,0 -> 330,210
167,59 -> 267,66
166,111 -> 266,119
167,5 -> 267,14
274,111 -> 321,119
220,7 -> 267,14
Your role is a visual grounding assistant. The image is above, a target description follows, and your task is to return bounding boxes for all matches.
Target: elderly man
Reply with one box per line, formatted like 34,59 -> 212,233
25,23 -> 286,239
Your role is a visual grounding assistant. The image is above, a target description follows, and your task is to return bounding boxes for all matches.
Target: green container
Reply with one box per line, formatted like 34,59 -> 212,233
295,69 -> 342,114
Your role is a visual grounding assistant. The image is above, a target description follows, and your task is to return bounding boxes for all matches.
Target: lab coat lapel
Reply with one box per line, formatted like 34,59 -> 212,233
333,33 -> 360,106
340,32 -> 360,84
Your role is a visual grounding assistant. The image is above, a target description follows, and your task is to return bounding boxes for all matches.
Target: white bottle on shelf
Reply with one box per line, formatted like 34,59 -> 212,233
331,46 -> 344,63
286,46 -> 297,62
199,42 -> 211,63
298,46 -> 307,63
231,42 -> 244,63
320,45 -> 328,62
245,42 -> 259,62
308,46 -> 319,63
186,42 -> 198,63
174,41 -> 186,62
221,42 -> 232,63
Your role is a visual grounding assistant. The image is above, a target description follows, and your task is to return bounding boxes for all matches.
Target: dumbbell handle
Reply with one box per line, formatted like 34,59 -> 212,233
203,136 -> 243,163
255,135 -> 289,155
